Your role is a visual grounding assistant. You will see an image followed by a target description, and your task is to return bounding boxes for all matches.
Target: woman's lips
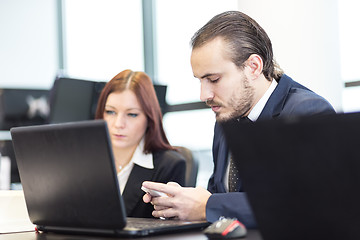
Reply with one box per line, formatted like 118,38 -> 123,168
113,134 -> 125,138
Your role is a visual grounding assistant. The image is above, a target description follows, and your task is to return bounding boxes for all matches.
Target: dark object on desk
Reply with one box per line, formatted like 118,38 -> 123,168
0,88 -> 49,184
0,140 -> 19,183
204,218 -> 247,239
221,112 -> 360,240
10,120 -> 209,237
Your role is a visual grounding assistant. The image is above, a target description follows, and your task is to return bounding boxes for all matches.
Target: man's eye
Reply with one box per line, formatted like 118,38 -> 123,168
208,77 -> 219,83
128,113 -> 138,118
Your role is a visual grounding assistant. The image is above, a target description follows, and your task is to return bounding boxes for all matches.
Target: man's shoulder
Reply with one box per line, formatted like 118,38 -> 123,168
282,85 -> 335,115
270,74 -> 335,116
288,86 -> 322,99
277,74 -> 309,90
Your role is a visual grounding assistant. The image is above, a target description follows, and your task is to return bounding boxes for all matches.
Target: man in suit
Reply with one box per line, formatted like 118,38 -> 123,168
142,11 -> 335,228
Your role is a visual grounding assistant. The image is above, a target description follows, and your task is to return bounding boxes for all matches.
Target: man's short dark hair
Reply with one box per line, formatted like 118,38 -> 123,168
191,11 -> 283,81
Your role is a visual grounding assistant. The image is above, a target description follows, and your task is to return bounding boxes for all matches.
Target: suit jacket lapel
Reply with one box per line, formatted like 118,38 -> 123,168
215,123 -> 229,192
122,165 -> 153,216
259,74 -> 293,120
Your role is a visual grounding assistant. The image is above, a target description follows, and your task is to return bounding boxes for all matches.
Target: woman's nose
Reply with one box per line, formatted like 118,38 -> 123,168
114,115 -> 125,128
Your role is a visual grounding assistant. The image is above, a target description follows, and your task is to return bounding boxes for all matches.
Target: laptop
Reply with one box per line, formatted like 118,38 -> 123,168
10,120 -> 208,237
220,112 -> 360,240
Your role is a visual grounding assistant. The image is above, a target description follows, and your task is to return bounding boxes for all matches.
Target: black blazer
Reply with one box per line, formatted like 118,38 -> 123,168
206,74 -> 336,228
122,149 -> 186,218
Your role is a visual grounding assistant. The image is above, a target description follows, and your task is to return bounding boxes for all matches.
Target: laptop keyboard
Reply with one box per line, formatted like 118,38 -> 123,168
126,218 -> 192,230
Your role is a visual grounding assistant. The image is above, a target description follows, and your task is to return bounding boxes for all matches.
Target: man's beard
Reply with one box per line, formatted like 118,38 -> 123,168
215,77 -> 255,122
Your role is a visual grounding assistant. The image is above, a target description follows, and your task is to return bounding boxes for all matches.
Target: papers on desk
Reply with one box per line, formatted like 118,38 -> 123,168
0,219 -> 34,234
0,190 -> 35,234
0,131 -> 11,141
0,155 -> 11,190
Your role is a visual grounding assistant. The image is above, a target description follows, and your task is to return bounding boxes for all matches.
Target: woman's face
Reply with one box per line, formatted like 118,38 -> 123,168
103,90 -> 148,151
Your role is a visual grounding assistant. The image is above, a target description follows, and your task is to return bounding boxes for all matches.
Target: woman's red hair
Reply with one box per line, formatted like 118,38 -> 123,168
95,69 -> 173,153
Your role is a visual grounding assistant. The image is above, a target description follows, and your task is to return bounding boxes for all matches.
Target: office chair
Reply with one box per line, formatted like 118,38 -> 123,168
47,77 -> 106,123
176,146 -> 199,187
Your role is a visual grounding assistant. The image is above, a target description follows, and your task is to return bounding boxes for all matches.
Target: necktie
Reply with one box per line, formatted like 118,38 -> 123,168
228,154 -> 239,192
228,116 -> 251,192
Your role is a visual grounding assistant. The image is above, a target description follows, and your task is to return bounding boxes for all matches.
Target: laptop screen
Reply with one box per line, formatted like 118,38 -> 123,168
11,120 -> 127,230
220,113 -> 360,240
10,120 -> 209,237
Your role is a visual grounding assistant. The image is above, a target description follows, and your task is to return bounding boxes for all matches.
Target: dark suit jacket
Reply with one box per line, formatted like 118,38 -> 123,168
206,74 -> 336,228
122,149 -> 186,218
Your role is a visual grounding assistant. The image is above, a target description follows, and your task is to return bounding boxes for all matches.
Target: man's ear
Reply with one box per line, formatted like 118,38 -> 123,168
244,54 -> 263,79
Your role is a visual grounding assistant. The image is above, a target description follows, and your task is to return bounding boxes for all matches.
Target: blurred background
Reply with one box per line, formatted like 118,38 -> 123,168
1,0 -> 359,189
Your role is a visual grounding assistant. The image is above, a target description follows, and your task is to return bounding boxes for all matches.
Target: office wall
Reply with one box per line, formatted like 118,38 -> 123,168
63,0 -> 144,81
238,0 -> 343,111
0,0 -> 58,89
1,0 -> 343,110
0,0 -> 348,189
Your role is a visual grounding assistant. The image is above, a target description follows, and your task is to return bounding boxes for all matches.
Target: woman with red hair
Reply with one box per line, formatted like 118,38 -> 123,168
95,69 -> 186,218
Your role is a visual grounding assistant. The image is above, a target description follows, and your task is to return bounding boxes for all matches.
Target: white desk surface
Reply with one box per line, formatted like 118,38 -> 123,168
0,191 -> 263,239
0,190 -> 34,234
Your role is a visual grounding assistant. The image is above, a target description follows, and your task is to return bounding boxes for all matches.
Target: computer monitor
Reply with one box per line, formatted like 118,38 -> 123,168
0,88 -> 49,130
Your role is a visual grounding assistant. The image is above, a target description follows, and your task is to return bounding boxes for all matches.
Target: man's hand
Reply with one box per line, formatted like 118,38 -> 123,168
142,181 -> 211,221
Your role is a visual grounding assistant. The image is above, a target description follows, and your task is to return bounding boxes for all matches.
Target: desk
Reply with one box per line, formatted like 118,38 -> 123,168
0,191 -> 263,240
0,191 -> 34,234
0,229 -> 263,240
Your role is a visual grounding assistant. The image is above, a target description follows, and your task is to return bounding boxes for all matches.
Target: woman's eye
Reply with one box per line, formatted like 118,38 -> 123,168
128,113 -> 138,118
105,110 -> 116,115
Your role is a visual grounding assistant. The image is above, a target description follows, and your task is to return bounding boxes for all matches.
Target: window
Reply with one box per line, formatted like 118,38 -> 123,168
338,0 -> 360,112
63,0 -> 144,81
155,0 -> 238,151
155,0 -> 239,105
155,1 -> 239,187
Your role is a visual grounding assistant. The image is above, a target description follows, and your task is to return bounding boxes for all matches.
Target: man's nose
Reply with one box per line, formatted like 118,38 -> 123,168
200,82 -> 214,102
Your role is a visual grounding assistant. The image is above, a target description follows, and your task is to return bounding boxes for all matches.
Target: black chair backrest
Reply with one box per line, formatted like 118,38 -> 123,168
176,146 -> 198,187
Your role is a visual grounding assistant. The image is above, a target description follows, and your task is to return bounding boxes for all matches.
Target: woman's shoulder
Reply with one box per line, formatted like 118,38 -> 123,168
152,148 -> 186,164
151,149 -> 187,185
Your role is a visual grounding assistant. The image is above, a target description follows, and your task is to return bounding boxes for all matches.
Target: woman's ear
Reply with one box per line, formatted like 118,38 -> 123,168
244,54 -> 263,79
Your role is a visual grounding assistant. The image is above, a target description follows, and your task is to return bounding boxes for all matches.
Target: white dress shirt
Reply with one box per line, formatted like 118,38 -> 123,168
224,79 -> 278,191
117,138 -> 153,194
